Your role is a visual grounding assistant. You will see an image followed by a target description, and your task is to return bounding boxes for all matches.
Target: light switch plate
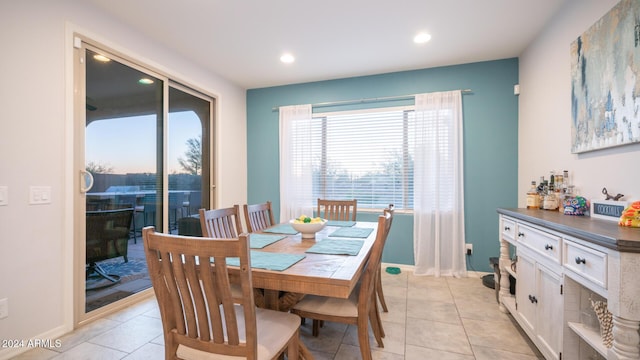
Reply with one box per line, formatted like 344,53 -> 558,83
0,186 -> 7,206
30,186 -> 52,205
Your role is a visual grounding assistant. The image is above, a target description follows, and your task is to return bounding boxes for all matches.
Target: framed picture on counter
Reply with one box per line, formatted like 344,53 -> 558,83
590,199 -> 629,222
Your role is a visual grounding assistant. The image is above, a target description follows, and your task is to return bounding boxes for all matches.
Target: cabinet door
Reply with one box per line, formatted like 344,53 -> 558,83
536,263 -> 563,360
515,253 -> 537,334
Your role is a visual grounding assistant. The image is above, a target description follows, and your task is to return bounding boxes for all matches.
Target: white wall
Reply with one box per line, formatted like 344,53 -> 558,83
519,0 -> 638,207
0,0 -> 246,355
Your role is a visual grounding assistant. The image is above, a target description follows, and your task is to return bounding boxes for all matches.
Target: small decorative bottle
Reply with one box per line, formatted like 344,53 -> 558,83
526,181 -> 540,209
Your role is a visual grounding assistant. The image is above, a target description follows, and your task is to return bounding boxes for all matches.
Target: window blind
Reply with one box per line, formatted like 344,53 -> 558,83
288,106 -> 415,210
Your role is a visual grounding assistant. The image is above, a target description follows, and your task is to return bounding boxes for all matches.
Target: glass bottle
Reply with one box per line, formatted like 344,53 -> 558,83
562,170 -> 570,193
526,181 -> 539,209
539,180 -> 548,209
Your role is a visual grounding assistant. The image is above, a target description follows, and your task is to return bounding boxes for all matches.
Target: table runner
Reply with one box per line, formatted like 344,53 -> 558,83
249,233 -> 286,249
227,251 -> 306,271
328,227 -> 373,238
305,239 -> 364,256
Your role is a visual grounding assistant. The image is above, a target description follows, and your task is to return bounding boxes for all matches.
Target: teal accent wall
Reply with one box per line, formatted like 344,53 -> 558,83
246,59 -> 519,272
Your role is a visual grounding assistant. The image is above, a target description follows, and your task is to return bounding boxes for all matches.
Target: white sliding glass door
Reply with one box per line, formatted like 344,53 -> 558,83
74,38 -> 213,322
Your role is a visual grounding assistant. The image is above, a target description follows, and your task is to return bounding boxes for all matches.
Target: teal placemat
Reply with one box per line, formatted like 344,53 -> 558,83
262,224 -> 299,235
328,227 -> 373,238
227,251 -> 305,271
249,233 -> 286,249
326,220 -> 356,227
306,239 -> 364,256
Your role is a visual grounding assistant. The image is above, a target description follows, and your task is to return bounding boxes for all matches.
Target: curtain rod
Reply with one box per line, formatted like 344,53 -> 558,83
271,89 -> 473,112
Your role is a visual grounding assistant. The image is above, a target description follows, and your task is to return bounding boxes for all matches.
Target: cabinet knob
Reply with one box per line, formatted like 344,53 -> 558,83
504,226 -> 510,231
517,232 -> 525,238
575,257 -> 586,265
528,295 -> 538,304
544,244 -> 553,250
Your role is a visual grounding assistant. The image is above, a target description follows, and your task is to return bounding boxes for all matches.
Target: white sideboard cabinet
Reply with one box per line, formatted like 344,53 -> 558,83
497,208 -> 640,360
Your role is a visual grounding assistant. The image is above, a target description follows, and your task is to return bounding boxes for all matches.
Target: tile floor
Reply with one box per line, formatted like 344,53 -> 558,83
13,268 -> 543,360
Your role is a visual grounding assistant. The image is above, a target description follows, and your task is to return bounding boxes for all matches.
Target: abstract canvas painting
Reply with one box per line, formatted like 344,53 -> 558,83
570,0 -> 640,153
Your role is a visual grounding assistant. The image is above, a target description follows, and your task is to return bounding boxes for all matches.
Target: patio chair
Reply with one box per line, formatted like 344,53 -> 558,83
86,208 -> 134,283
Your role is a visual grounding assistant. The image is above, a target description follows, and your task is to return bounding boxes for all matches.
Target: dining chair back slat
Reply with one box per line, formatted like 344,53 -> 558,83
243,201 -> 275,233
142,227 -> 301,360
199,205 -> 243,239
317,198 -> 357,221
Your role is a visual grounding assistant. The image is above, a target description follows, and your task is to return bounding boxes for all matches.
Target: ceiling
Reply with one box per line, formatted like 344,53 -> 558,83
85,0 -> 567,89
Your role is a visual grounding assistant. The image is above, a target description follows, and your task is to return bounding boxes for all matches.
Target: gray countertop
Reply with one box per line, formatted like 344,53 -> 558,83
497,208 -> 640,253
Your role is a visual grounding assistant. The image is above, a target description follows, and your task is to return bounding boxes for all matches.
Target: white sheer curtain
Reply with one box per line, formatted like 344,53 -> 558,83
413,91 -> 466,277
279,104 -> 314,222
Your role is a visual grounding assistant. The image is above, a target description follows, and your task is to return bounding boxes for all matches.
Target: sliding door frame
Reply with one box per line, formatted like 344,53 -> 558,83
72,33 -> 216,326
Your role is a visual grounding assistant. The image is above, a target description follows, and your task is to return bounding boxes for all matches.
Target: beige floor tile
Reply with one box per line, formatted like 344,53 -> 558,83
407,284 -> 454,303
405,344 -> 474,360
121,343 -> 164,359
51,342 -> 127,359
454,297 -> 513,323
471,345 -> 544,360
342,321 -> 404,355
103,296 -> 157,323
88,316 -> 162,353
407,298 -> 461,325
461,317 -> 538,356
408,273 -> 450,288
379,283 -> 408,300
10,347 -> 59,360
334,343 -> 405,360
405,318 -> 473,355
379,296 -> 407,325
305,348 -> 337,360
54,317 -> 123,353
380,267 -> 409,288
298,320 -> 348,354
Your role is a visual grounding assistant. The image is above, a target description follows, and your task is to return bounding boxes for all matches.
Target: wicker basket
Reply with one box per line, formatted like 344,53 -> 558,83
591,299 -> 613,348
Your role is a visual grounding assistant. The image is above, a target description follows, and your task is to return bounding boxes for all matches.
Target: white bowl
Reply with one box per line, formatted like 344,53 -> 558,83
289,219 -> 327,239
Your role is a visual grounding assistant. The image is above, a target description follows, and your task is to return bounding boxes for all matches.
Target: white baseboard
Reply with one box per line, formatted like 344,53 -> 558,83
381,262 -> 491,278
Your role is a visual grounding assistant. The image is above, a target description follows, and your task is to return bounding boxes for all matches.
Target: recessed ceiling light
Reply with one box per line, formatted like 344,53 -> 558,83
280,53 -> 295,64
138,78 -> 154,85
93,54 -> 111,62
413,32 -> 432,44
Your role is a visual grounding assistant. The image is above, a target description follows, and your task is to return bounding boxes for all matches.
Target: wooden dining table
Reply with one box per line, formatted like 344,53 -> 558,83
246,220 -> 379,360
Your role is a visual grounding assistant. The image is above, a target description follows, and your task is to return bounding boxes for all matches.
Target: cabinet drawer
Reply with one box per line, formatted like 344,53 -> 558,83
563,240 -> 607,289
501,217 -> 516,241
517,224 -> 561,264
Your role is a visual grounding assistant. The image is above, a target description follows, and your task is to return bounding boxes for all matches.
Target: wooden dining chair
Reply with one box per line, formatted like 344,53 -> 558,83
290,212 -> 391,360
243,201 -> 276,233
199,205 -> 243,238
377,204 -> 395,313
317,198 -> 357,221
142,227 -> 301,360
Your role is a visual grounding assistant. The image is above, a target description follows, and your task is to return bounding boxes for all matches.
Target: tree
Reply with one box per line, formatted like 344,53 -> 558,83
178,136 -> 201,175
86,161 -> 113,174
